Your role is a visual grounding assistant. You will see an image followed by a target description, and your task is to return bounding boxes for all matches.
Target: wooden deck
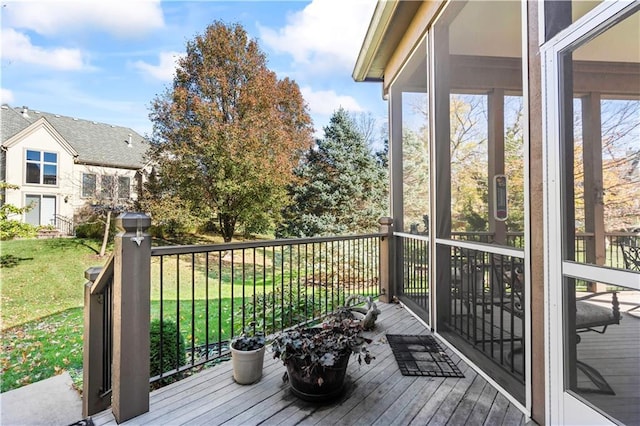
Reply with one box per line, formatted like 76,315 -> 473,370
92,303 -> 528,426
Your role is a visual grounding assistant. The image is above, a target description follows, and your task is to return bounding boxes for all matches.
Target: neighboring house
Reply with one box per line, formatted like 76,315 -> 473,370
354,1 -> 638,425
1,104 -> 149,232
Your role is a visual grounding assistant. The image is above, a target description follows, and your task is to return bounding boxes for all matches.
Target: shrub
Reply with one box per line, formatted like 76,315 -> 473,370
0,220 -> 37,240
237,285 -> 336,335
75,222 -> 105,239
74,205 -> 116,239
0,188 -> 38,240
150,319 -> 186,379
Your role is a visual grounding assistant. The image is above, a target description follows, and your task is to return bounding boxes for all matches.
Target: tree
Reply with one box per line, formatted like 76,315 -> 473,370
277,108 -> 387,237
74,171 -> 133,256
402,128 -> 429,232
573,99 -> 640,231
402,93 -> 526,234
137,167 -> 199,238
148,21 -> 314,242
96,173 -> 135,256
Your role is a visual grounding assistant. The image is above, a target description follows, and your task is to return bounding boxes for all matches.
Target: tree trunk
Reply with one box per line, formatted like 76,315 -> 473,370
219,213 -> 235,242
100,210 -> 111,257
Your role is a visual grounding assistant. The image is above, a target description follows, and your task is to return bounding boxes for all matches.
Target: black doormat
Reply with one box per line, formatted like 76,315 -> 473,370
386,334 -> 464,378
68,419 -> 94,426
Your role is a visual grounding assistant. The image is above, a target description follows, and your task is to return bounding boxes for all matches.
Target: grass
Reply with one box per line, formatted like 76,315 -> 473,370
1,308 -> 84,392
0,236 -> 376,394
1,238 -> 105,329
1,238 -> 105,392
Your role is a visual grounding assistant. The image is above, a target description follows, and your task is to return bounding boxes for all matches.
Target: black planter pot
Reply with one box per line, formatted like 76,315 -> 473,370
286,351 -> 350,402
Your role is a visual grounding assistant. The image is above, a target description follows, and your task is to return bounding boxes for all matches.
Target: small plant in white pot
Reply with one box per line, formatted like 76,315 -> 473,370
230,326 -> 266,385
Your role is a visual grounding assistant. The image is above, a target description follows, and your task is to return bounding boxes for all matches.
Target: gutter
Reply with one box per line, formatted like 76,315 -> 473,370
75,159 -> 145,171
352,0 -> 399,82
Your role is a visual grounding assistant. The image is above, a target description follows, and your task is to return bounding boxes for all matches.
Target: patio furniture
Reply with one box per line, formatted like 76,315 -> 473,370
485,261 -> 620,394
576,291 -> 620,338
620,242 -> 640,271
490,256 -> 524,318
575,291 -> 621,395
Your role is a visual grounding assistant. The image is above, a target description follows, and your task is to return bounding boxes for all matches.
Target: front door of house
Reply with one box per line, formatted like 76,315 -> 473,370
543,2 -> 640,424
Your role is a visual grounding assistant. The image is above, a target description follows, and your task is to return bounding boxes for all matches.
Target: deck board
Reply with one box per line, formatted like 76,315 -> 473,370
444,373 -> 487,425
91,303 -> 528,426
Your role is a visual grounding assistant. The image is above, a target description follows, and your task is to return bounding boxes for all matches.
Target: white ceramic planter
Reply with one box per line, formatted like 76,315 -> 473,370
230,345 -> 265,384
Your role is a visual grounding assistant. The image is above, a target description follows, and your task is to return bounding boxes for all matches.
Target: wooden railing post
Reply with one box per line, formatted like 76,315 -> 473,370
112,212 -> 152,423
83,266 -> 108,417
379,217 -> 394,303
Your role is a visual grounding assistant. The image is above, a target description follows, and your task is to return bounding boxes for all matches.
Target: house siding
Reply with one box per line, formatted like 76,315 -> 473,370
1,105 -> 149,226
4,126 -> 76,221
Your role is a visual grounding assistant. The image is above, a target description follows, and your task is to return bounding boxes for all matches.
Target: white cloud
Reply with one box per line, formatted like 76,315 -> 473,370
258,0 -> 376,74
301,86 -> 363,116
1,28 -> 86,70
4,1 -> 164,38
1,88 -> 15,104
133,51 -> 184,82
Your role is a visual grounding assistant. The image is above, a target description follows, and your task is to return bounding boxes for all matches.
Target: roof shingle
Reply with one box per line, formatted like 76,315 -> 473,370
1,105 -> 149,170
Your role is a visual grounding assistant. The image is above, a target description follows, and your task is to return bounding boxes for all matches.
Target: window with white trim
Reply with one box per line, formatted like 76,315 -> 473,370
82,173 -> 97,198
117,176 -> 130,199
26,150 -> 58,185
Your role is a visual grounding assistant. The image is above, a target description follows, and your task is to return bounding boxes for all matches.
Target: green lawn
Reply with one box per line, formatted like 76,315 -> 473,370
0,237 -> 368,393
1,238 -> 105,392
1,238 -> 104,329
1,308 -> 84,391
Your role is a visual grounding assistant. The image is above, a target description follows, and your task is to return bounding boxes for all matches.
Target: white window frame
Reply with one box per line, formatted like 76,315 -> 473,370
541,2 -> 640,424
82,173 -> 97,198
117,176 -> 131,200
25,149 -> 58,186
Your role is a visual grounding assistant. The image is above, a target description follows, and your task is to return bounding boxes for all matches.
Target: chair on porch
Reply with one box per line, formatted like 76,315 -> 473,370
574,291 -> 621,395
488,258 -> 621,395
620,242 -> 640,271
489,255 -> 525,318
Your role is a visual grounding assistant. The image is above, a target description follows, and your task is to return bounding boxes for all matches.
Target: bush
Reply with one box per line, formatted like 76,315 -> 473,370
0,220 -> 37,240
74,205 -> 116,239
237,285 -> 335,335
0,193 -> 38,240
75,222 -> 107,239
150,319 -> 186,379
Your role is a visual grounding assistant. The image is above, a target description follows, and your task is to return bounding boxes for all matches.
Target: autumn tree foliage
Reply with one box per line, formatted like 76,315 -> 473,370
277,108 -> 387,237
402,94 -> 526,235
573,99 -> 640,231
147,21 -> 314,241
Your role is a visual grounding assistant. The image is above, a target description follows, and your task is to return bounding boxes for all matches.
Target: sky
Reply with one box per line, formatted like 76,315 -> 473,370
0,0 -> 387,142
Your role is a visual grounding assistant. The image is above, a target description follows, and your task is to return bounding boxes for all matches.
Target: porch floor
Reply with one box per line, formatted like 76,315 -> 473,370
92,302 -> 528,426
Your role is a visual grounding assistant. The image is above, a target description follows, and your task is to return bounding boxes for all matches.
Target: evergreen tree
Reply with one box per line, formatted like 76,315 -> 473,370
277,108 -> 387,237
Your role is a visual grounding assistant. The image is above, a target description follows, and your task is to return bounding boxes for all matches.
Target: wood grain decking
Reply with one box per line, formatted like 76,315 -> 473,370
92,302 -> 528,426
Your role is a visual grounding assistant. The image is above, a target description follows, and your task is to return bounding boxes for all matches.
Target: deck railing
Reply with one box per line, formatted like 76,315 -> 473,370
84,214 -> 636,421
446,245 -> 526,392
149,233 -> 382,385
452,231 -> 638,269
82,255 -> 114,417
83,213 -> 390,422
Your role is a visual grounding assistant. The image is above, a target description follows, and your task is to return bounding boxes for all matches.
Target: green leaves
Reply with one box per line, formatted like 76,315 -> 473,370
270,307 -> 374,376
278,108 -> 387,238
147,21 -> 313,242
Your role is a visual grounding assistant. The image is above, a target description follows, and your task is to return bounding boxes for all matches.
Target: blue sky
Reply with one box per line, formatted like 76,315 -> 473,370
0,0 -> 386,141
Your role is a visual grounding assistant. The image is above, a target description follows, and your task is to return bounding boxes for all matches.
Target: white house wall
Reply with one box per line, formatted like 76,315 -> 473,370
4,125 -> 76,221
4,124 -> 143,224
73,164 -> 140,210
